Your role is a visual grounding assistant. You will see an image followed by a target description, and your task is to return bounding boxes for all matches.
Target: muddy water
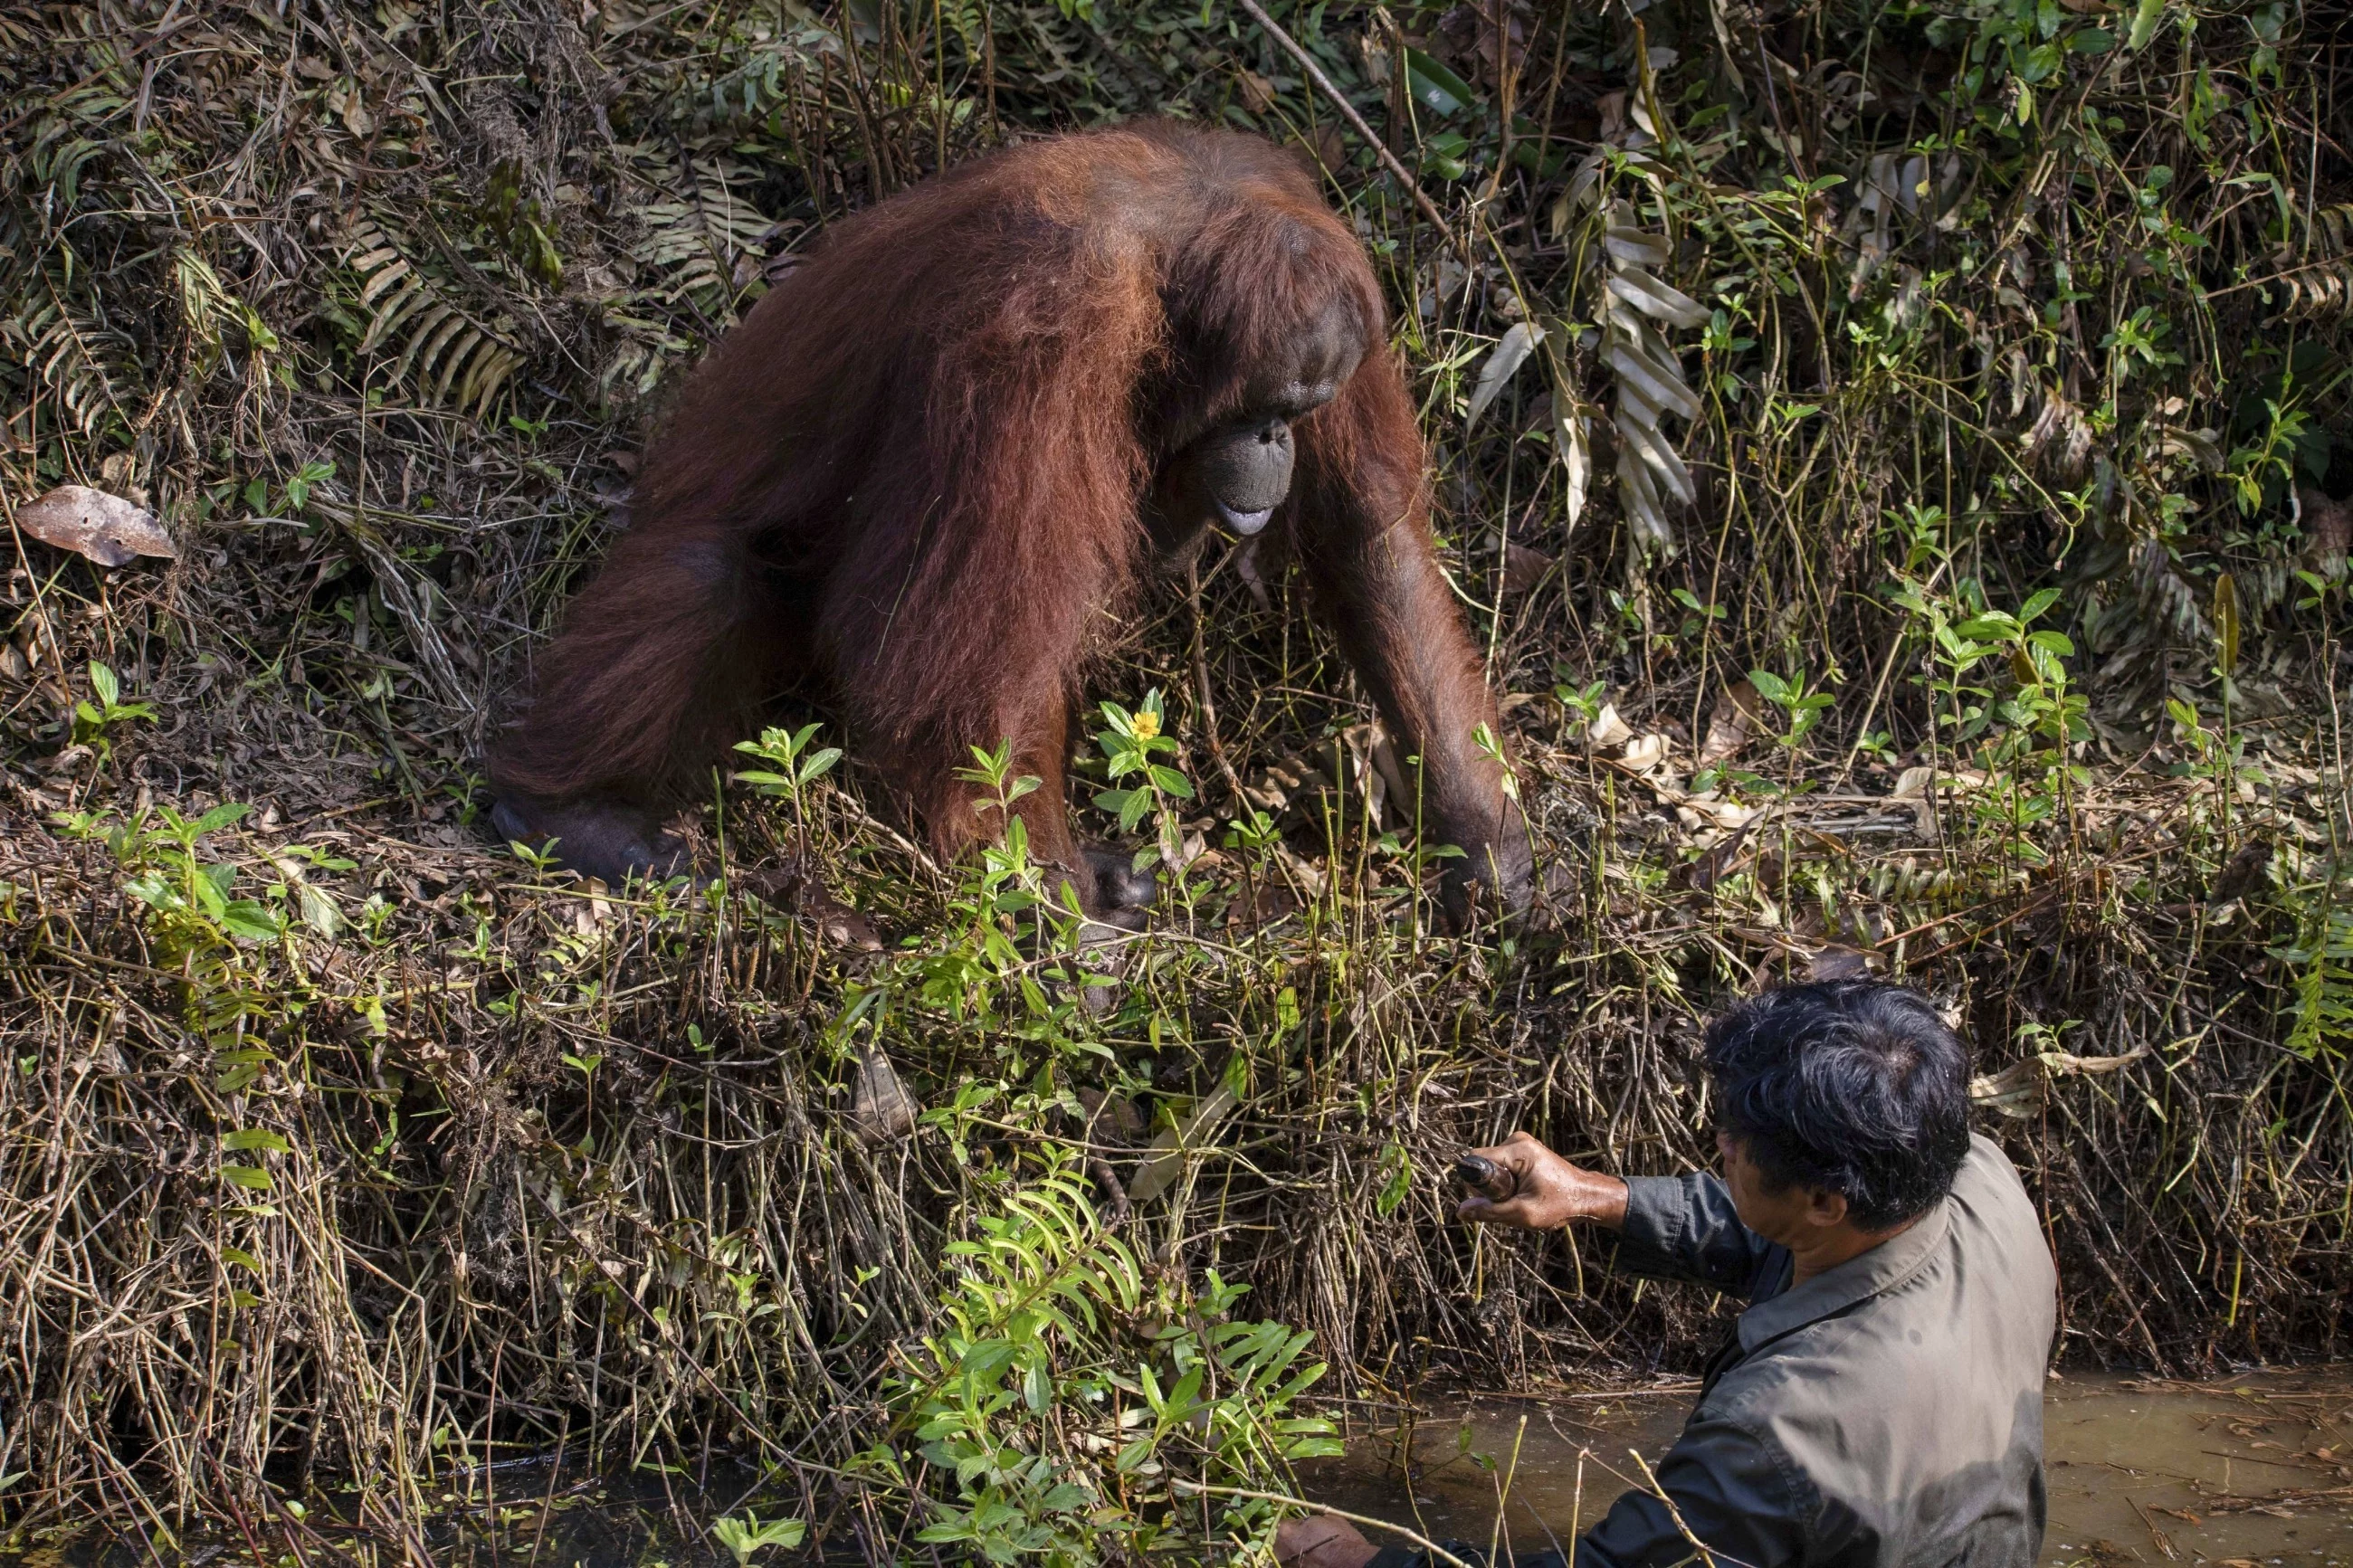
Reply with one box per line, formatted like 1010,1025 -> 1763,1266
1301,1372 -> 2353,1567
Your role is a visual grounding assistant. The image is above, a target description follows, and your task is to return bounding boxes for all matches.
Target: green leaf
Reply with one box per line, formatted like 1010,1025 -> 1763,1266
1424,129 -> 1471,180
89,660 -> 119,706
1374,1142 -> 1412,1217
220,1164 -> 274,1190
2127,0 -> 2164,50
220,901 -> 284,942
221,1246 -> 263,1271
194,803 -> 252,836
2069,26 -> 2114,52
1285,1435 -> 1349,1459
2214,572 -> 2241,677
297,884 -> 340,937
214,1060 -> 267,1094
1403,47 -> 1473,116
1021,1357 -> 1052,1412
223,1127 -> 291,1154
193,867 -> 231,919
1958,613 -> 2021,640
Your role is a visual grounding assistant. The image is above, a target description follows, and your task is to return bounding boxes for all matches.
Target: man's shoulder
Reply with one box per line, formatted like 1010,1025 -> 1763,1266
1952,1134 -> 2053,1268
1958,1131 -> 2027,1192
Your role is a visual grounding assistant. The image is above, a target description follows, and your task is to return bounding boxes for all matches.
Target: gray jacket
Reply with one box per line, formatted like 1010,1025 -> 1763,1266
1368,1135 -> 2057,1568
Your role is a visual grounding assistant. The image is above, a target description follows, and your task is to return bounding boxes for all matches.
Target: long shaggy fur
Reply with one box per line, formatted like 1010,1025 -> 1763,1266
491,120 -> 1521,899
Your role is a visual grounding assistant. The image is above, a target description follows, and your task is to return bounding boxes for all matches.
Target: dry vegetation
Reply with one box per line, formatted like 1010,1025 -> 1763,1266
1,0 -> 2349,1558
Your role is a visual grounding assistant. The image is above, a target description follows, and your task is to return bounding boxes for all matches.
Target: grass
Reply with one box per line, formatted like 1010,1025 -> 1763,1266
1,0 -> 2349,1558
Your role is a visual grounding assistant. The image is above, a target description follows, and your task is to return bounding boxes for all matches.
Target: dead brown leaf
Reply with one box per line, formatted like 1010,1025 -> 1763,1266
1807,944 -> 1879,981
1224,878 -> 1299,930
739,855 -> 882,950
1699,679 -> 1764,767
1681,815 -> 1756,892
1501,541 -> 1556,595
2299,484 -> 2349,577
1437,0 -> 1531,89
850,1048 -> 919,1144
15,485 -> 178,567
1291,122 -> 1348,174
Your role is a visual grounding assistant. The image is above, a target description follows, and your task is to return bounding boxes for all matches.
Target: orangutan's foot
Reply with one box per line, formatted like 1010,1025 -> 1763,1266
490,793 -> 690,888
1081,841 -> 1157,930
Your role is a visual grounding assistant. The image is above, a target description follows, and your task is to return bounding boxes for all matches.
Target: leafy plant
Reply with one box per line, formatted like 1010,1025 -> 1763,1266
104,803 -> 287,948
1746,668 -> 1837,794
53,801 -> 309,1107
735,721 -> 844,833
874,1154 -> 1338,1565
1093,689 -> 1195,872
70,660 -> 156,767
1893,580 -> 2091,859
2273,882 -> 2352,1066
710,1511 -> 806,1566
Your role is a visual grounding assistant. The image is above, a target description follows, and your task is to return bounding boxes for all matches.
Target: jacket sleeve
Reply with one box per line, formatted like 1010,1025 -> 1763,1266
1573,1414 -> 1811,1568
1611,1174 -> 1786,1295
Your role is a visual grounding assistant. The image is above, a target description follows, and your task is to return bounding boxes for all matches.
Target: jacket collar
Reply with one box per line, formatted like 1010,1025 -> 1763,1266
1736,1198 -> 1952,1354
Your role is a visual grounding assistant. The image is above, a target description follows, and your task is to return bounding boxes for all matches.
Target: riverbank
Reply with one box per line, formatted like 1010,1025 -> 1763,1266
4,0 -> 2349,1554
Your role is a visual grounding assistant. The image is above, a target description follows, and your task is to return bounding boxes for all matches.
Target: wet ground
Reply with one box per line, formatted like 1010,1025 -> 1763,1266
1301,1370 -> 2353,1567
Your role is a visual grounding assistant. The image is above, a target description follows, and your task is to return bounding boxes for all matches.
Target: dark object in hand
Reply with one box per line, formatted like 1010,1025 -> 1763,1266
1455,1153 -> 1519,1202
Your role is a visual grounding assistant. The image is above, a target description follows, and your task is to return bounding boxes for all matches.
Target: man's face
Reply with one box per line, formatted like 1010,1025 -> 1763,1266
1717,1128 -> 1846,1250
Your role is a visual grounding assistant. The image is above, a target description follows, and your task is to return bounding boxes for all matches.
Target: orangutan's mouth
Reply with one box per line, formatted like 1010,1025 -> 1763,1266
1215,499 -> 1275,536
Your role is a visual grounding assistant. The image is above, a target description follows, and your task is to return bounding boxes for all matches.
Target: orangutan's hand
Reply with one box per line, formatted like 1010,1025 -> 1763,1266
1455,1131 -> 1630,1231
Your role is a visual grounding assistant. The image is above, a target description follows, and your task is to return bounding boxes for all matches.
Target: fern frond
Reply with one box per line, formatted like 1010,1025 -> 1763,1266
341,218 -> 527,418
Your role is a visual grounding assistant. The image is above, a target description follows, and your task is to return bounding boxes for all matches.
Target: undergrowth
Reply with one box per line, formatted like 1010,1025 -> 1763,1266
1,0 -> 2350,1557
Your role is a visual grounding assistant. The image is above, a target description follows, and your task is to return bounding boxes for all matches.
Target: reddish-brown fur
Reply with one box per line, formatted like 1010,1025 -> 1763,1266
491,121 -> 1529,919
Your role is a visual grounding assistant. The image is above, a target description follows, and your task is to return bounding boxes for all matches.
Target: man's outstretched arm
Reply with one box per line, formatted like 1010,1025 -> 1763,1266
1457,1132 -> 1781,1292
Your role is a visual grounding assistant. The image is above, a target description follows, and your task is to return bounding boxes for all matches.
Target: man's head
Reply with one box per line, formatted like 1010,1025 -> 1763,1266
1704,981 -> 1972,1249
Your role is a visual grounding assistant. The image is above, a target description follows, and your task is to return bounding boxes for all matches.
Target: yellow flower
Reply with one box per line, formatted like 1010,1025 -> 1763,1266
1130,709 -> 1159,740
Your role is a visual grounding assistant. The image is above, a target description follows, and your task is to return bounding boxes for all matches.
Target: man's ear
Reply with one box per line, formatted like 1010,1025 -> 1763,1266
1804,1186 -> 1851,1229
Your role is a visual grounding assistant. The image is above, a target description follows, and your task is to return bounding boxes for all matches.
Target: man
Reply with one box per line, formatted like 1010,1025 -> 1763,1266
1277,980 -> 2058,1568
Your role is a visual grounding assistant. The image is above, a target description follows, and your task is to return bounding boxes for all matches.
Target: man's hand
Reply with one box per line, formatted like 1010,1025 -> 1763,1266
1456,1131 -> 1631,1231
1274,1515 -> 1379,1568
